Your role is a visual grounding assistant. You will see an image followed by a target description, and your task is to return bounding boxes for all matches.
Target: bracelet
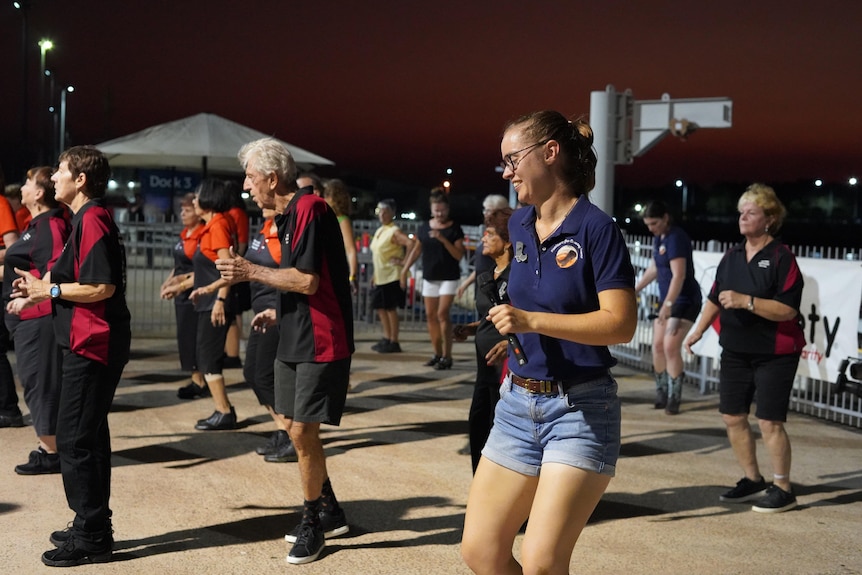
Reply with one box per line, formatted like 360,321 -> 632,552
217,296 -> 226,303
349,275 -> 356,282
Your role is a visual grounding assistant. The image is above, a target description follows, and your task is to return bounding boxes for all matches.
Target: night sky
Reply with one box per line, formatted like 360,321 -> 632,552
2,0 -> 860,199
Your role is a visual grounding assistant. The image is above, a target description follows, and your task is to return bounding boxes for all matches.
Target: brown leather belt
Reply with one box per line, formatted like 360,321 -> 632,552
510,374 -> 560,394
510,369 -> 610,395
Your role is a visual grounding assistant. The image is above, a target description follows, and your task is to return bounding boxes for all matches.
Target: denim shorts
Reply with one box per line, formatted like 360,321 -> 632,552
481,373 -> 621,477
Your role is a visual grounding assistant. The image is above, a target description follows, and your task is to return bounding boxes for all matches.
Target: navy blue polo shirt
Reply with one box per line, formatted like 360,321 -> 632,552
708,240 -> 805,355
507,198 -> 635,380
653,225 -> 701,305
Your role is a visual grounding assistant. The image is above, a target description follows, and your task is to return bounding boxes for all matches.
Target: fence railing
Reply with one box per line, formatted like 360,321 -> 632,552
121,219 -> 862,428
613,233 -> 862,429
122,218 -> 477,338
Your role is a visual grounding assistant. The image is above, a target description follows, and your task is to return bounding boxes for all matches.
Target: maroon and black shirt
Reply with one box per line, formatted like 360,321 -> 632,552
3,208 -> 71,325
708,239 -> 805,355
51,199 -> 131,365
275,188 -> 354,363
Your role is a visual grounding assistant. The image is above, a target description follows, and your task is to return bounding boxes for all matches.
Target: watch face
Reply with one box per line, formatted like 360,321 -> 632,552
50,284 -> 60,298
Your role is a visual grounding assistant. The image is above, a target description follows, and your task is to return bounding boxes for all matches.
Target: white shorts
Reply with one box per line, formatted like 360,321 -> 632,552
422,279 -> 459,298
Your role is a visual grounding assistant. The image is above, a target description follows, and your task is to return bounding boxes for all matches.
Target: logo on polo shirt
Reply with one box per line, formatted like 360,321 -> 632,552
283,232 -> 291,246
758,259 -> 770,269
659,243 -> 666,256
552,239 -> 583,269
514,241 -> 527,263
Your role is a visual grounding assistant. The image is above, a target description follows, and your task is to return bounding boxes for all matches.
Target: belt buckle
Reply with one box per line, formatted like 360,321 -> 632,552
525,378 -> 555,394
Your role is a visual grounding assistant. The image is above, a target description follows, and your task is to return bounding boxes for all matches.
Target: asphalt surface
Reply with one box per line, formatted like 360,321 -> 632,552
1,332 -> 861,574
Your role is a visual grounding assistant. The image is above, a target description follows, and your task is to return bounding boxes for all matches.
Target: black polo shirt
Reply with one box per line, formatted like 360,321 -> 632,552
275,188 -> 354,363
51,199 -> 131,365
708,240 -> 805,355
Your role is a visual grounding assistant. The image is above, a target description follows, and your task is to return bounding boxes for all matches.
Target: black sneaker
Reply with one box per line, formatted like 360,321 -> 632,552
285,523 -> 325,565
0,412 -> 24,428
50,521 -> 114,548
719,477 -> 769,502
42,535 -> 112,567
434,357 -> 453,370
49,524 -> 74,548
285,507 -> 349,543
371,338 -> 389,352
751,485 -> 798,513
264,438 -> 298,463
256,430 -> 289,456
424,355 -> 441,367
194,407 -> 237,431
177,381 -> 210,400
380,341 -> 402,354
15,447 -> 60,475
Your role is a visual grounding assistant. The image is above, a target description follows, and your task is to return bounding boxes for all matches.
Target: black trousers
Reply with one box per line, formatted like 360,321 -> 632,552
57,351 -> 126,537
0,315 -> 20,416
468,345 -> 503,473
174,300 -> 199,372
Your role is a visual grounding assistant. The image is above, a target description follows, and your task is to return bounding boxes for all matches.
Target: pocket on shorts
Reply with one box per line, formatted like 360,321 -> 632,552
564,377 -> 617,411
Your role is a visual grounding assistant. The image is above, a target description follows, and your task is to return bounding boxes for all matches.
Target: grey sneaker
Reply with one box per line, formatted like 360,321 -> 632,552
751,485 -> 798,513
285,523 -> 325,565
719,477 -> 769,502
285,507 -> 349,543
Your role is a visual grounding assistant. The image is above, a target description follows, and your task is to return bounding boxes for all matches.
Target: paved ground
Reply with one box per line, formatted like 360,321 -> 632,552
1,332 -> 861,574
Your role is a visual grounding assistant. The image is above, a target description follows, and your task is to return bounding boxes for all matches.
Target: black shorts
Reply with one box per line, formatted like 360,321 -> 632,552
243,326 -> 279,407
196,311 -> 234,375
670,298 -> 702,323
274,357 -> 351,425
371,281 -> 405,310
719,349 -> 800,421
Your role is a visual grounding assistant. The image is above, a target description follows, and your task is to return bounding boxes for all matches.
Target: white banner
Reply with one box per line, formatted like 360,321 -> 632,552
690,251 -> 862,383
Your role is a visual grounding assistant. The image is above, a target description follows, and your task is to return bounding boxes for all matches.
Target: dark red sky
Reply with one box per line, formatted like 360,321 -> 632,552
2,1 -> 860,197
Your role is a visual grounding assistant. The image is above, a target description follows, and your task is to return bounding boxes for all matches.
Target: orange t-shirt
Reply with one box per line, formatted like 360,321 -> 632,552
15,207 -> 31,232
0,197 -> 18,246
227,206 -> 249,245
199,212 -> 237,262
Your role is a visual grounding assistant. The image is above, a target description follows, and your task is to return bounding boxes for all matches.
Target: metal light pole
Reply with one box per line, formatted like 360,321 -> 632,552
675,179 -> 689,218
38,38 -> 53,163
14,0 -> 32,167
59,85 -> 74,154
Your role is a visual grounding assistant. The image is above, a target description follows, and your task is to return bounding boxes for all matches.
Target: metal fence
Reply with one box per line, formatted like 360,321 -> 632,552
123,218 -> 480,338
612,233 -> 862,428
123,219 -> 862,428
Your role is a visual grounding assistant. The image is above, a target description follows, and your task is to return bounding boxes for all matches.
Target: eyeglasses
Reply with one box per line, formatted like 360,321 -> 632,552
500,140 -> 548,172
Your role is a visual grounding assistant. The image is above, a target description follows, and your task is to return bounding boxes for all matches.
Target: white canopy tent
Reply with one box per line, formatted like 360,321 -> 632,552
97,113 -> 333,175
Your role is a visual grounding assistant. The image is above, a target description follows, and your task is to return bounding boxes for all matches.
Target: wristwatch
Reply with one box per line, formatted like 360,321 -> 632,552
50,283 -> 62,299
747,296 -> 755,311
663,300 -> 673,308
